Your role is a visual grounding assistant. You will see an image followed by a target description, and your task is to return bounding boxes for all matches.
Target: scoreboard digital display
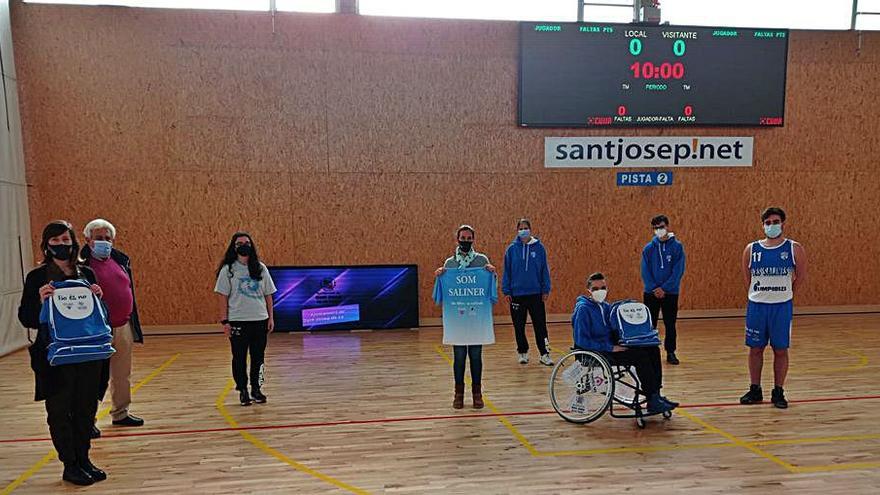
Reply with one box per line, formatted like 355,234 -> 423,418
519,22 -> 788,127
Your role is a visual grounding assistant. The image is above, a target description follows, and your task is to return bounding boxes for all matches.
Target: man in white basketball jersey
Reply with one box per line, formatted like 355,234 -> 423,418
739,207 -> 807,409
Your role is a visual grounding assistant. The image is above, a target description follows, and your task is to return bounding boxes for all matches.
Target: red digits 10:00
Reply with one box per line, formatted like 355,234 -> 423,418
629,62 -> 685,79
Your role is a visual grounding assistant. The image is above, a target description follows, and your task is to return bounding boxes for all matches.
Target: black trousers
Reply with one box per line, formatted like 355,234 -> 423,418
606,346 -> 663,396
452,345 -> 482,386
643,292 -> 680,353
44,360 -> 103,465
229,320 -> 268,391
510,294 -> 549,355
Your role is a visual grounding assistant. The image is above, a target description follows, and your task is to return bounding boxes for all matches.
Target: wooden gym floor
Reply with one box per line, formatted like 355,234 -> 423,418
1,313 -> 879,494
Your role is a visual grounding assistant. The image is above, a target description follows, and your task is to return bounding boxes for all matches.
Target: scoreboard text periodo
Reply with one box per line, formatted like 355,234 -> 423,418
519,22 -> 788,127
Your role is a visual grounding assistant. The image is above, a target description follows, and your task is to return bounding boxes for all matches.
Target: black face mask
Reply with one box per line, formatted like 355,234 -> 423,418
48,244 -> 73,261
235,244 -> 253,257
458,240 -> 473,252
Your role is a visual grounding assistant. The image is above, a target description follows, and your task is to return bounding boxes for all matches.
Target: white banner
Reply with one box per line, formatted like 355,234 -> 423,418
545,136 -> 753,168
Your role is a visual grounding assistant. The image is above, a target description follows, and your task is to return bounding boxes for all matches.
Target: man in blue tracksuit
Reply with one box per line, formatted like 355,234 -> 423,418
572,272 -> 676,413
641,215 -> 686,365
502,218 -> 553,366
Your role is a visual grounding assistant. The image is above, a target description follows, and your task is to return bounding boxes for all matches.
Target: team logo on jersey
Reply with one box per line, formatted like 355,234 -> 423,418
753,280 -> 788,292
780,251 -> 789,260
666,255 -> 672,262
531,251 -> 536,258
237,278 -> 263,300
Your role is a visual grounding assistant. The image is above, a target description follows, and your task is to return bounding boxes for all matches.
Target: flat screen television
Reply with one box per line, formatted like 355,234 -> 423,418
268,265 -> 419,331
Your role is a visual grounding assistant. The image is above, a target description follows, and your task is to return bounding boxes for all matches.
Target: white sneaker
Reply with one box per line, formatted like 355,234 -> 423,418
517,353 -> 529,364
539,354 -> 554,366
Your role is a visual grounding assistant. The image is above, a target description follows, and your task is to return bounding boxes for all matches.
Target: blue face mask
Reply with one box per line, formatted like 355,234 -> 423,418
763,224 -> 782,239
518,229 -> 531,239
93,240 -> 112,259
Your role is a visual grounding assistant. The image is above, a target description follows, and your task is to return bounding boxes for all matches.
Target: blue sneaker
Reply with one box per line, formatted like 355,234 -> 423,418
647,393 -> 673,414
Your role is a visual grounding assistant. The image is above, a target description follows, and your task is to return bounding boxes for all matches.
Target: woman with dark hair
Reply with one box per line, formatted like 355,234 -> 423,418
434,225 -> 497,409
214,232 -> 277,406
502,218 -> 553,366
18,220 -> 109,486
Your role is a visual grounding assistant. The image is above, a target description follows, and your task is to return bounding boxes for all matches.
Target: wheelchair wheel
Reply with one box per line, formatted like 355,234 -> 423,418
662,410 -> 672,419
636,417 -> 646,429
549,350 -> 614,424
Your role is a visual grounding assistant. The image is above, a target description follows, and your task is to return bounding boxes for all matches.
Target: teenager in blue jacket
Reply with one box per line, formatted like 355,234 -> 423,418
641,215 -> 686,365
572,272 -> 677,414
502,218 -> 553,366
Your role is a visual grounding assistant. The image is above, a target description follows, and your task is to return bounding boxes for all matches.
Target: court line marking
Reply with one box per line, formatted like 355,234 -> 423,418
676,408 -> 798,473
215,379 -> 370,495
534,442 -> 736,457
752,433 -> 880,447
436,346 -> 802,461
687,403 -> 880,475
4,351 -> 877,484
1,353 -> 180,495
433,345 -> 541,456
445,344 -> 880,464
3,395 -> 880,445
792,461 -> 880,473
681,346 -> 871,374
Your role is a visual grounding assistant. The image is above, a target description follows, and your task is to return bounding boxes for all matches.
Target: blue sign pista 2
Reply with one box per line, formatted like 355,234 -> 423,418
616,171 -> 673,186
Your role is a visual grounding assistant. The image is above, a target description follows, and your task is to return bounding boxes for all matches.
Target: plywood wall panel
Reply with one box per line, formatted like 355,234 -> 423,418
10,2 -> 880,324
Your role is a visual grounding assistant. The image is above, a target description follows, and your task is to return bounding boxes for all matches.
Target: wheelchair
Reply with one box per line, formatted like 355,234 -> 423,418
548,348 -> 672,429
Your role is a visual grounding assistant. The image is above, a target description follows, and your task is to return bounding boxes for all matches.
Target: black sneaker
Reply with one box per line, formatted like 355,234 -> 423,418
251,388 -> 267,404
771,386 -> 788,409
79,459 -> 107,482
90,424 -> 101,439
666,352 -> 680,365
239,389 -> 253,406
112,415 -> 144,427
740,384 -> 763,404
62,464 -> 95,486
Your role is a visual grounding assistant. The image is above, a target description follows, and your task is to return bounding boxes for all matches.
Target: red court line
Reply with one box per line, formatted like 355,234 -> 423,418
3,394 -> 879,445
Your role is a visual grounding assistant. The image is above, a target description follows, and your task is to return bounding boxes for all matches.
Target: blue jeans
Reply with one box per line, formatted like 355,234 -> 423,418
453,345 -> 482,386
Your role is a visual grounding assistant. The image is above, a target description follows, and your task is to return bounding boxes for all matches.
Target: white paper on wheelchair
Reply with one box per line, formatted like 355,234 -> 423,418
570,394 -> 586,414
561,361 -> 588,384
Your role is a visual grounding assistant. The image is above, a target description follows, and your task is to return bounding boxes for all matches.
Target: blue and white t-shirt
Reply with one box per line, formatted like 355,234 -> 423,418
748,239 -> 796,304
433,267 -> 498,346
214,261 -> 277,321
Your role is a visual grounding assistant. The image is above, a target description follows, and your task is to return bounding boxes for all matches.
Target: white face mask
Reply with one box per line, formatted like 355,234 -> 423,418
654,228 -> 667,238
590,289 -> 608,303
763,223 -> 782,239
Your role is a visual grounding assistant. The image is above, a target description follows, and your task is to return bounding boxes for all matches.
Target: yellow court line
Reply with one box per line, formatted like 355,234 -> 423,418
536,442 -> 736,457
215,380 -> 369,495
1,353 -> 181,495
0,453 -> 56,495
819,347 -> 870,373
676,408 -> 797,473
434,345 -> 541,456
513,430 -> 880,458
436,346 -> 880,467
752,433 -> 880,447
792,461 -> 880,474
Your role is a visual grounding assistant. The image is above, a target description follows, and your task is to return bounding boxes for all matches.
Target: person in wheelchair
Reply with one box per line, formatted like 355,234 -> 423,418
572,272 -> 678,414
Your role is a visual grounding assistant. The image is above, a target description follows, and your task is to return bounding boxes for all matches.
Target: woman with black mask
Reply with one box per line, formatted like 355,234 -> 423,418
214,232 -> 277,406
434,225 -> 497,409
18,220 -> 109,486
